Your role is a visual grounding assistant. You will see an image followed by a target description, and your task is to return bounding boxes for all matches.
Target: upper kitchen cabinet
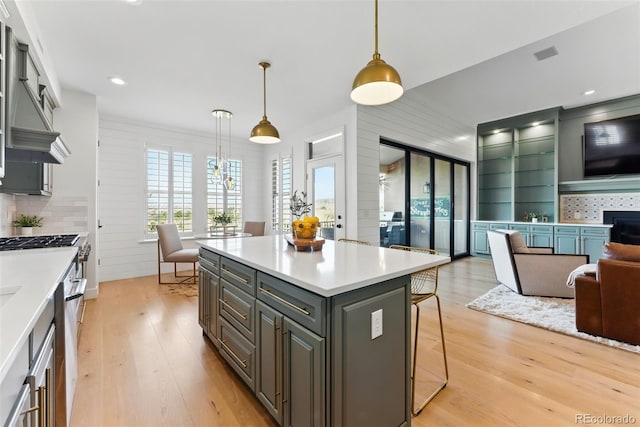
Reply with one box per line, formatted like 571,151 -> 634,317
4,26 -> 69,165
477,108 -> 560,222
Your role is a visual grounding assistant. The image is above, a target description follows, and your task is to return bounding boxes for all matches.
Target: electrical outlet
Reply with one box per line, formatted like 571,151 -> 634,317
371,309 -> 383,339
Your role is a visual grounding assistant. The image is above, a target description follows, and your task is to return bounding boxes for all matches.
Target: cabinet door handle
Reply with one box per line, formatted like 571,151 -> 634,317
220,298 -> 248,320
258,288 -> 310,316
222,268 -> 249,284
219,339 -> 248,368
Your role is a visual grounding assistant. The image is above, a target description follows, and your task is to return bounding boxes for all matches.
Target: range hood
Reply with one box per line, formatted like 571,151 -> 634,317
4,27 -> 70,164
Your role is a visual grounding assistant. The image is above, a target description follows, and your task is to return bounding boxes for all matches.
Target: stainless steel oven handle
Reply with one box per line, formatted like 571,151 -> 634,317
65,278 -> 87,301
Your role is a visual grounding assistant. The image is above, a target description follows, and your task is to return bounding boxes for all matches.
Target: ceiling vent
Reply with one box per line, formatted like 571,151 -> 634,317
534,46 -> 559,61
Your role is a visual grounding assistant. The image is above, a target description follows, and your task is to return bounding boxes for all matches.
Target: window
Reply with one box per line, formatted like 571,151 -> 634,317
271,155 -> 291,232
146,148 -> 193,235
207,157 -> 243,230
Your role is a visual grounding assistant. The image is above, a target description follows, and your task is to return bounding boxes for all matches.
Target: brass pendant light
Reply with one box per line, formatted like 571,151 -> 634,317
250,61 -> 280,144
351,0 -> 403,106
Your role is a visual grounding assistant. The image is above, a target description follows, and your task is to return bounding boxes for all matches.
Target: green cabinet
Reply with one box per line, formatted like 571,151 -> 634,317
554,226 -> 610,262
198,250 -> 220,347
529,225 -> 554,248
199,247 -> 410,426
471,223 -> 489,255
477,108 -> 559,222
283,317 -> 325,427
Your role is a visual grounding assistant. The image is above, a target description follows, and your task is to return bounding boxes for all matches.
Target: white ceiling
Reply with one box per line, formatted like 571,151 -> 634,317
19,0 -> 640,142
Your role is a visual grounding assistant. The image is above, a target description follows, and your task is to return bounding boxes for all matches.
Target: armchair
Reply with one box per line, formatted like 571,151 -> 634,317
487,230 -> 588,298
575,242 -> 640,345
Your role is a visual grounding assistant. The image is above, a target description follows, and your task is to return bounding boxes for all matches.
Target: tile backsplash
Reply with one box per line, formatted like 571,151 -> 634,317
1,195 -> 88,236
560,193 -> 640,223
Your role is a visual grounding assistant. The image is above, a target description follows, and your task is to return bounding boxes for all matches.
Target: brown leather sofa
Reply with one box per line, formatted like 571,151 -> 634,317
575,242 -> 640,345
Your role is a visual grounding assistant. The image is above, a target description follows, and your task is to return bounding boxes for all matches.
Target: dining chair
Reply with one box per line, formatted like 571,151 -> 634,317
389,245 -> 448,416
243,221 -> 266,236
338,238 -> 371,245
157,223 -> 199,284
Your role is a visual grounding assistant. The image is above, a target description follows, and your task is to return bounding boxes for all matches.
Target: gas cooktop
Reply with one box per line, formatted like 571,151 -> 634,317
0,234 -> 80,251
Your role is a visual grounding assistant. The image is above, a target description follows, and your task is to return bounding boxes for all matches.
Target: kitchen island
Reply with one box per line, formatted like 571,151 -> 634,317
197,235 -> 450,427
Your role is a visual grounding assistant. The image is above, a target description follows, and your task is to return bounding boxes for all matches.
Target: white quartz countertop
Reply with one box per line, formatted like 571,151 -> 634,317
197,235 -> 451,297
0,247 -> 77,383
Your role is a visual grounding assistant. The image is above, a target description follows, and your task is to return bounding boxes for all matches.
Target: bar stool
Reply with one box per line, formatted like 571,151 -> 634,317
389,245 -> 448,416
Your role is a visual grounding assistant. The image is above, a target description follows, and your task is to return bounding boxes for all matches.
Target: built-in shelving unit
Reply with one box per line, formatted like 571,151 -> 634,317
477,108 -> 560,222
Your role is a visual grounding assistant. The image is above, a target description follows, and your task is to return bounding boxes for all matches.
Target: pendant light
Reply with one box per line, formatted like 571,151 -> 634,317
209,109 -> 235,190
250,61 -> 280,144
351,0 -> 403,106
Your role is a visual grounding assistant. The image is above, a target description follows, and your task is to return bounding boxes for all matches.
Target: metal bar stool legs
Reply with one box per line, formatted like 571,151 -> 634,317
411,292 -> 449,416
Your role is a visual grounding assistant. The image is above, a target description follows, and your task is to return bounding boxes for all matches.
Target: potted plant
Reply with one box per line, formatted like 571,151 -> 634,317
524,211 -> 546,223
13,214 -> 43,235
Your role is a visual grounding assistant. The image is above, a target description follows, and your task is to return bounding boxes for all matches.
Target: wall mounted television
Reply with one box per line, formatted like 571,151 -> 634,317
583,114 -> 640,178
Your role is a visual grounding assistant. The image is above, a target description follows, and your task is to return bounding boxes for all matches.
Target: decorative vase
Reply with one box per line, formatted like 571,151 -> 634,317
532,218 -> 538,223
20,227 -> 33,236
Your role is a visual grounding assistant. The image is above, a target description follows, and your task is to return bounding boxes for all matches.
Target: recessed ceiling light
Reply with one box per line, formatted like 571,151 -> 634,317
493,129 -> 500,134
583,89 -> 596,96
108,76 -> 127,86
122,0 -> 143,4
455,135 -> 470,141
531,122 -> 540,127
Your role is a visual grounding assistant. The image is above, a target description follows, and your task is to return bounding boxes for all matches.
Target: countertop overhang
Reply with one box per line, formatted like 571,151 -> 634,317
197,235 -> 451,297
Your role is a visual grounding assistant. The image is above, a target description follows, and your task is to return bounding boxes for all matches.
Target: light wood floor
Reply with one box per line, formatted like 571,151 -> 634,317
71,257 -> 640,427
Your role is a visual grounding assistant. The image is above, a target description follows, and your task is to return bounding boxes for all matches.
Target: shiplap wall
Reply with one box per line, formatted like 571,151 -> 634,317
98,117 -> 266,282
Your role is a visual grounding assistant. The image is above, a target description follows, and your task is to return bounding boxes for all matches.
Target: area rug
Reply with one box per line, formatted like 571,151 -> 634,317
466,286 -> 640,354
161,283 -> 198,298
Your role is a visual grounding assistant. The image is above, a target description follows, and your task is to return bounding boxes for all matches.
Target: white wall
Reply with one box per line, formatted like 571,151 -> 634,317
49,89 -> 99,296
98,117 -> 265,282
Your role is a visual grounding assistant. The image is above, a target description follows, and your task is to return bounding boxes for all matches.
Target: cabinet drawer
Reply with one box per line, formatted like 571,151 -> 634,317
257,272 -> 326,337
221,257 -> 256,296
220,279 -> 255,342
471,222 -> 488,231
530,225 -> 553,234
218,318 -> 255,391
199,248 -> 220,273
489,223 -> 509,231
554,226 -> 579,236
31,295 -> 54,362
581,227 -> 610,237
508,224 -> 529,232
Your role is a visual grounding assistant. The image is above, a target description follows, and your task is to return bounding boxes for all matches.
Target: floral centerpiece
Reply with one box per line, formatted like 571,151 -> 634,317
13,214 -> 43,236
211,211 -> 235,235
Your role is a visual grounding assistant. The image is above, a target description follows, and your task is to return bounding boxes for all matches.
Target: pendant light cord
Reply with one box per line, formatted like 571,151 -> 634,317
374,0 -> 379,57
262,63 -> 268,120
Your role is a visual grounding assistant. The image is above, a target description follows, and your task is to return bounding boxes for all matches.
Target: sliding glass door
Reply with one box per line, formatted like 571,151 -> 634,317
379,140 -> 470,259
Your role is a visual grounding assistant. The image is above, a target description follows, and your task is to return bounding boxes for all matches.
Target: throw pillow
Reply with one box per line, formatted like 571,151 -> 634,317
602,242 -> 640,262
508,231 -> 529,254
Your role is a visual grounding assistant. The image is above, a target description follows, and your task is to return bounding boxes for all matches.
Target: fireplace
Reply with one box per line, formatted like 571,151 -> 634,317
603,211 -> 640,245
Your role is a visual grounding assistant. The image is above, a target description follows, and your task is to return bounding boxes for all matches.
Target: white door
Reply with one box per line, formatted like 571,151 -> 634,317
306,155 -> 345,241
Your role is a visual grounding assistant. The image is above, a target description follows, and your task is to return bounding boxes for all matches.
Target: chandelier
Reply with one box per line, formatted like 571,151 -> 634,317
209,109 -> 235,190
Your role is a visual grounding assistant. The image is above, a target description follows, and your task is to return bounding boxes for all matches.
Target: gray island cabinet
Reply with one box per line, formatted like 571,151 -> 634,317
197,235 -> 450,427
